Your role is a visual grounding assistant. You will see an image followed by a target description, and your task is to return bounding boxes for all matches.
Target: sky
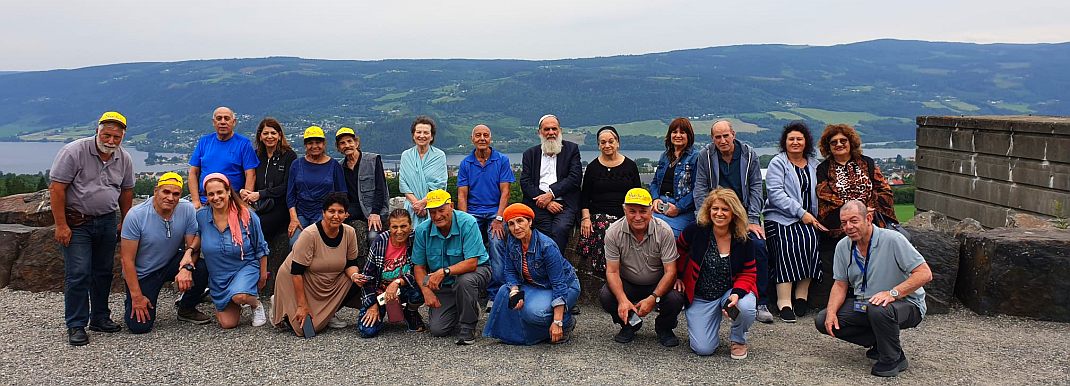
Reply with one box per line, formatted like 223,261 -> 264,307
4,0 -> 1069,71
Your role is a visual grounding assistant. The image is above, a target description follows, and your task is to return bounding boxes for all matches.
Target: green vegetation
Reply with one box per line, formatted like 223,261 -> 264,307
0,172 -> 49,197
895,204 -> 916,223
789,108 -> 885,126
991,102 -> 1033,113
768,111 -> 805,120
943,100 -> 980,112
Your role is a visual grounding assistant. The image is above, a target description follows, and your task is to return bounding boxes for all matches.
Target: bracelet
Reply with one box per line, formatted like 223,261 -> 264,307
350,272 -> 360,281
581,217 -> 591,221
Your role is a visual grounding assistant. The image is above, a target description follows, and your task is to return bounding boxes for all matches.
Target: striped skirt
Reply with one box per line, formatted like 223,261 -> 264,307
764,220 -> 821,283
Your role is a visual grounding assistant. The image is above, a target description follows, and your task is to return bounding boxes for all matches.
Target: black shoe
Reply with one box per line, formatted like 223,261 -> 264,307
866,347 -> 879,360
655,329 -> 680,347
456,328 -> 477,345
613,324 -> 637,343
570,305 -> 581,315
88,318 -> 122,333
871,355 -> 909,377
553,320 -> 576,345
403,309 -> 427,332
779,306 -> 797,323
67,327 -> 88,346
793,298 -> 810,316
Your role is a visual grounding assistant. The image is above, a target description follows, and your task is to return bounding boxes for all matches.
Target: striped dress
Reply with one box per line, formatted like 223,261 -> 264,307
765,164 -> 821,283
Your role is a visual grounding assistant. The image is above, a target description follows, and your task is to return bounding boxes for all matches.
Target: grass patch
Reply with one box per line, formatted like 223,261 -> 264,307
789,108 -> 883,126
768,111 -> 805,120
922,101 -> 951,109
430,96 -> 465,104
895,204 -> 916,222
943,100 -> 980,112
374,91 -> 412,102
576,117 -> 768,137
991,102 -> 1033,113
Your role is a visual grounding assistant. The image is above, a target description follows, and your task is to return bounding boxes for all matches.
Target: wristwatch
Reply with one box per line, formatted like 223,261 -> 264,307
494,215 -> 504,222
552,320 -> 564,327
182,264 -> 195,272
889,289 -> 900,298
443,267 -> 452,277
652,293 -> 661,304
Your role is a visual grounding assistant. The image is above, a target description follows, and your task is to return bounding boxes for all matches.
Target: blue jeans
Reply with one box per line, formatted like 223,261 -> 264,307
287,214 -> 314,247
483,281 -> 580,345
61,212 -> 118,329
358,285 -> 424,338
685,290 -> 757,356
124,252 -> 209,334
472,212 -> 506,299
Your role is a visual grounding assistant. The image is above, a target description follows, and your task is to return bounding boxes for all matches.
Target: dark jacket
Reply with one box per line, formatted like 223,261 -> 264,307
253,148 -> 297,212
519,141 -> 582,212
675,223 -> 758,304
341,152 -> 389,220
693,140 -> 764,224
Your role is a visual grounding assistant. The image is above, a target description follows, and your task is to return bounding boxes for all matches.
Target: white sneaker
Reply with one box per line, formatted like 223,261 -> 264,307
251,301 -> 267,327
328,315 -> 347,329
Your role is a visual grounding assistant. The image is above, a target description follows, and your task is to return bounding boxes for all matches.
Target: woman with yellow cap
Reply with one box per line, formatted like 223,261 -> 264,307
483,203 -> 581,345
286,126 -> 347,247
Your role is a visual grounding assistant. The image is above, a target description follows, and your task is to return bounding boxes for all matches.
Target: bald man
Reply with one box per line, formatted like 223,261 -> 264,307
456,124 -> 515,303
188,106 -> 259,208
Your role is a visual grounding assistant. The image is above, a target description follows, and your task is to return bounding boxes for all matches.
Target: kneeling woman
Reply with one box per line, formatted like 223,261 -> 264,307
271,192 -> 364,336
484,203 -> 581,345
197,173 -> 271,329
357,208 -> 426,337
676,188 -> 759,359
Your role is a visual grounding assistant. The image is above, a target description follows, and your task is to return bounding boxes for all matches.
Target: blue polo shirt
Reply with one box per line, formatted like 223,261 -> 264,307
457,149 -> 515,215
189,132 -> 259,202
411,210 -> 489,284
120,200 -> 198,279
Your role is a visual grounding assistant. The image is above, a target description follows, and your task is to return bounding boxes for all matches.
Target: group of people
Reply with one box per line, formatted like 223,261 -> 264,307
50,108 -> 931,377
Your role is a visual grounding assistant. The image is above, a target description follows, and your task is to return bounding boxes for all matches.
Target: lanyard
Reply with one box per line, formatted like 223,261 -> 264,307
851,241 -> 873,294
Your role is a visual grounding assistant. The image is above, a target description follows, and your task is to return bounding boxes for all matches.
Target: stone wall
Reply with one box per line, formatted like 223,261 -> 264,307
915,115 -> 1070,229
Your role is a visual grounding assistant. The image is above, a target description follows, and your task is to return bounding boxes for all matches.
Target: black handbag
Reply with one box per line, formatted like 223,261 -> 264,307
252,197 -> 276,214
875,211 -> 910,241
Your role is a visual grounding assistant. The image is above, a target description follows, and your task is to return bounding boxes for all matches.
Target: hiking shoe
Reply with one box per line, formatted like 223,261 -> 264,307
68,327 -> 89,346
553,319 -> 575,345
756,305 -> 774,324
177,307 -> 212,325
251,302 -> 267,327
328,315 -> 347,329
88,318 -> 122,333
656,329 -> 680,347
613,324 -> 638,344
779,306 -> 797,323
730,342 -> 749,360
793,298 -> 810,316
404,309 -> 427,332
456,328 -> 477,345
866,347 -> 879,360
871,355 -> 909,377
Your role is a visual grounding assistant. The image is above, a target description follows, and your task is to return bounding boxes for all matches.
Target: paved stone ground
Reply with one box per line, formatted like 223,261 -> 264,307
0,288 -> 1067,385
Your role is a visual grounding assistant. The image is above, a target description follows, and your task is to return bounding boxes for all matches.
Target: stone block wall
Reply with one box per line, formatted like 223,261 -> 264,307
915,115 -> 1070,228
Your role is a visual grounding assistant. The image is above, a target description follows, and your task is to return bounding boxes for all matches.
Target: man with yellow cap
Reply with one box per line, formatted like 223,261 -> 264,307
598,188 -> 686,347
411,189 -> 491,345
49,111 -> 135,346
119,172 -> 212,333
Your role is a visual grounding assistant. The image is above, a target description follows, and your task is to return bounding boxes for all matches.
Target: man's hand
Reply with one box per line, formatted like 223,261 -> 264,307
535,192 -> 554,208
427,269 -> 446,291
550,323 -> 564,343
824,312 -> 840,337
617,300 -> 637,323
192,201 -> 202,210
748,223 -> 766,239
361,304 -> 379,327
54,223 -> 72,246
368,214 -> 382,232
636,296 -> 657,317
129,294 -> 154,323
869,291 -> 897,307
423,288 -> 441,308
673,279 -> 685,293
547,201 -> 564,214
175,269 -> 193,292
490,219 -> 505,239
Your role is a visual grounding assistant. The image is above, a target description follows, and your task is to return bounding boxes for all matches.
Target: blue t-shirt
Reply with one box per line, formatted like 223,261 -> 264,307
457,149 -> 515,215
189,132 -> 260,203
120,200 -> 198,278
286,157 -> 348,223
411,210 -> 489,285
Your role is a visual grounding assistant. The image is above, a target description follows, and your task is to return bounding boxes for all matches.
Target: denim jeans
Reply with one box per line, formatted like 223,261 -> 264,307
287,214 -> 314,247
124,252 -> 209,334
685,290 -> 757,356
62,212 -> 118,329
357,285 -> 425,338
471,212 -> 505,299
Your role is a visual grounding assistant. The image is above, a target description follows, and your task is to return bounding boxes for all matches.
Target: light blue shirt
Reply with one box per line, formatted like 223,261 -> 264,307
411,210 -> 489,285
121,200 -> 198,278
834,225 -> 928,316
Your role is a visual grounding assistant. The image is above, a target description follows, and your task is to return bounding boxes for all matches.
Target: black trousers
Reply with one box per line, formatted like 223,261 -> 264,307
599,281 -> 686,331
814,300 -> 923,363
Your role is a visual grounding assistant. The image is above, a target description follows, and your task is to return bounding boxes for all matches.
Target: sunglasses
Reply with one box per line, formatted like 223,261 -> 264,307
829,138 -> 849,145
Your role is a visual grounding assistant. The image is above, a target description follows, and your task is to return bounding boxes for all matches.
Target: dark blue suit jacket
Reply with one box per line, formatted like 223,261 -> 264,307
519,141 -> 582,212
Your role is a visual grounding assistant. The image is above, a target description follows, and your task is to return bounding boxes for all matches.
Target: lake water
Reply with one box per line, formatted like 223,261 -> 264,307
0,141 -> 916,174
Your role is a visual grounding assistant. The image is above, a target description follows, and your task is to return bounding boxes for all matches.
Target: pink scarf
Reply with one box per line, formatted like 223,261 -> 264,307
202,173 -> 251,257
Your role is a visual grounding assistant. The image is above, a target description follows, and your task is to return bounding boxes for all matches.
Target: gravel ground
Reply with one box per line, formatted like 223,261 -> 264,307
0,288 -> 1067,385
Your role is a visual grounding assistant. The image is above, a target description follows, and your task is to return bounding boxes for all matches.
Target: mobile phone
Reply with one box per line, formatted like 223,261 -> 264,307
508,290 -> 526,309
377,288 -> 401,306
657,202 -> 670,213
627,310 -> 642,326
723,300 -> 740,320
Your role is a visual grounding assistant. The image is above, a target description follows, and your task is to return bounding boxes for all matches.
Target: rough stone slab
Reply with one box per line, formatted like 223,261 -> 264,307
918,115 -> 1070,136
956,228 -> 1070,322
915,190 -> 1011,229
0,190 -> 54,227
916,169 -> 1070,218
7,225 -> 125,293
0,224 -> 34,288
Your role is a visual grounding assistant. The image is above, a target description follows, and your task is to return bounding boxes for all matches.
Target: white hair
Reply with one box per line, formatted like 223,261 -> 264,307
538,114 -> 558,129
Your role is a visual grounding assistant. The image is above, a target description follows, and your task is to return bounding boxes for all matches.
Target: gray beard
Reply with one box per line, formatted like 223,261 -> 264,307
541,137 -> 563,155
96,137 -> 116,155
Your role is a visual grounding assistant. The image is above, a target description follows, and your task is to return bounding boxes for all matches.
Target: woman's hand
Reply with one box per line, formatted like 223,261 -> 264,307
412,199 -> 427,213
580,217 -> 593,238
665,203 -> 679,217
350,272 -> 367,286
258,269 -> 269,290
550,323 -> 564,343
651,199 -> 664,214
802,212 -> 829,232
722,293 -> 740,319
294,305 -> 310,329
361,304 -> 379,327
384,280 -> 401,303
368,214 -> 382,232
287,218 -> 300,238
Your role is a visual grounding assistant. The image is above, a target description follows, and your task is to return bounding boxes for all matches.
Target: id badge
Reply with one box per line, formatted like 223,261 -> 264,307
853,299 -> 868,313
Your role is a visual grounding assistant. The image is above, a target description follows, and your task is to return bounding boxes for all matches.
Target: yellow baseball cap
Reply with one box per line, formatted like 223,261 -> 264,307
303,126 -> 326,140
424,189 -> 452,209
335,127 -> 356,139
623,188 -> 653,206
156,172 -> 184,188
98,111 -> 127,128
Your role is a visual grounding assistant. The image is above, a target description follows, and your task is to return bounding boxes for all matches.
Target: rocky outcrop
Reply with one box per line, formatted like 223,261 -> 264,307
0,190 -> 54,227
1,223 -> 125,293
957,228 -> 1070,322
903,211 -> 985,314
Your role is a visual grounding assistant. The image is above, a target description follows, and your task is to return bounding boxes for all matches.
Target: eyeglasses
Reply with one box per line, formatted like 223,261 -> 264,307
830,138 -> 849,145
163,219 -> 172,238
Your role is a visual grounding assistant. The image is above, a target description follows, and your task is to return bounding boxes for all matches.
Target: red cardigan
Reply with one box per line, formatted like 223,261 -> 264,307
675,223 -> 758,304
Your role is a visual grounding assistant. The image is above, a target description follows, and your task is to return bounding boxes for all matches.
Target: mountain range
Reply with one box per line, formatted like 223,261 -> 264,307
0,39 -> 1066,155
